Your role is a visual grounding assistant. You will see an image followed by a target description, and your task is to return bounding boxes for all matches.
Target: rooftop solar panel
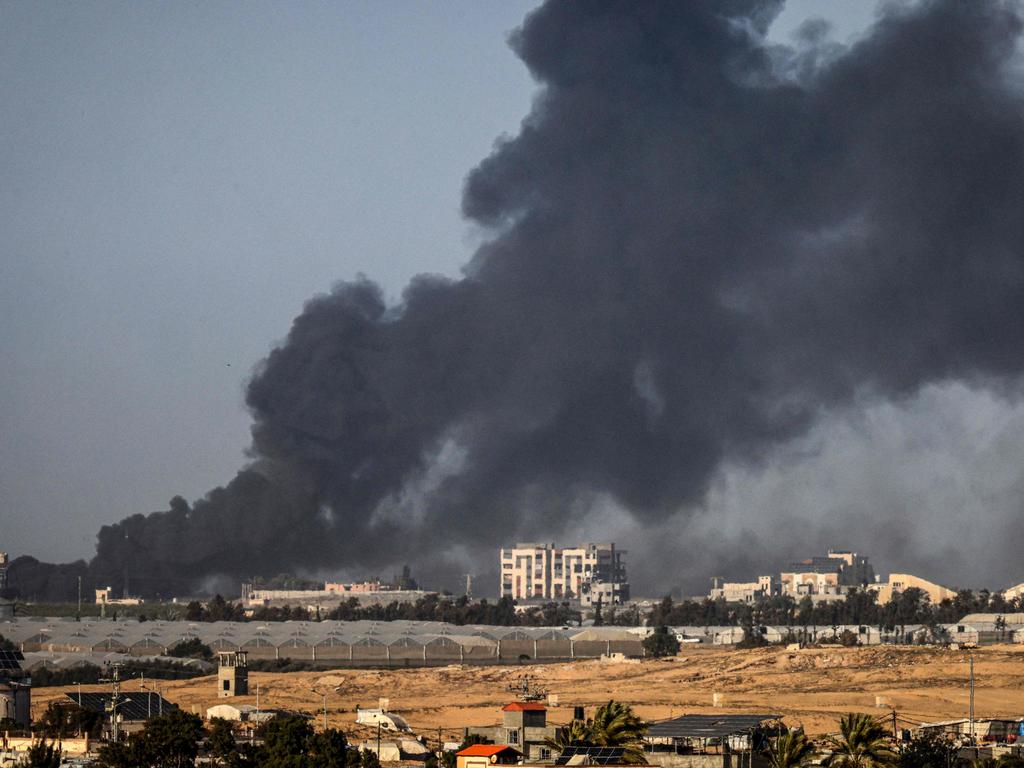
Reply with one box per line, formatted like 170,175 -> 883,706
0,649 -> 25,672
647,714 -> 782,740
555,746 -> 627,765
65,691 -> 178,721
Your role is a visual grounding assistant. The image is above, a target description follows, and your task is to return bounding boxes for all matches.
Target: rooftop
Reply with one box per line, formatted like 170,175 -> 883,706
503,701 -> 546,711
65,691 -> 177,721
458,745 -> 522,757
647,714 -> 782,740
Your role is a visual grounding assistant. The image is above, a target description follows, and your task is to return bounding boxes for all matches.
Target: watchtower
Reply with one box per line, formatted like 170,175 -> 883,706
217,651 -> 248,698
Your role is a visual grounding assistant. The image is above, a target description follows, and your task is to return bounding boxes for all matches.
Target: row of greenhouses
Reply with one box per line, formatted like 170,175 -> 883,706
1,619 -> 647,665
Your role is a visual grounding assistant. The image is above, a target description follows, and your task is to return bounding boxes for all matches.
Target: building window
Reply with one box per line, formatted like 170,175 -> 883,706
223,680 -> 230,691
540,749 -> 552,759
508,730 -> 520,744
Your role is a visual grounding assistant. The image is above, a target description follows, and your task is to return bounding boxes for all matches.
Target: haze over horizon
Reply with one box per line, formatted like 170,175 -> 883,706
4,0 -> 1024,598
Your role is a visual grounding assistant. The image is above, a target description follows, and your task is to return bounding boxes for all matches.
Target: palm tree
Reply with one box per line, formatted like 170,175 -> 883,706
545,719 -> 593,752
764,729 -> 816,768
822,713 -> 897,768
589,700 -> 648,765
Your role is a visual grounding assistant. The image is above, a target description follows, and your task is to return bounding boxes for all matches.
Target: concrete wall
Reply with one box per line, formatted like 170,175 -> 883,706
646,752 -> 769,768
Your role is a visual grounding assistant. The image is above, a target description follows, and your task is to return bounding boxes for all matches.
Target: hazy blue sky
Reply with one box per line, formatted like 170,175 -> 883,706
2,1 -> 879,563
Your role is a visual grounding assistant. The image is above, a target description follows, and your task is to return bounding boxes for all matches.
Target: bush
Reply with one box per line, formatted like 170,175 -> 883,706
642,626 -> 680,657
166,638 -> 214,661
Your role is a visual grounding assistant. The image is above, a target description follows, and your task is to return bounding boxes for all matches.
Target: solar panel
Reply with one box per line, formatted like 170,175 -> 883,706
65,692 -> 178,721
555,747 -> 627,765
647,714 -> 782,740
0,649 -> 25,672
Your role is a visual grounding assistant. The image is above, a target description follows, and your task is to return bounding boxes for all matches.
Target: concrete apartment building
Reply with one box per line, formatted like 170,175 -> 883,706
708,549 -> 969,607
710,549 -> 875,603
499,542 -> 629,605
1002,581 -> 1024,602
871,573 -> 957,605
781,549 -> 875,595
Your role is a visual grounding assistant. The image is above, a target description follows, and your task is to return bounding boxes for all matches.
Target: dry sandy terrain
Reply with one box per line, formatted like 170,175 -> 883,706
31,645 -> 1024,740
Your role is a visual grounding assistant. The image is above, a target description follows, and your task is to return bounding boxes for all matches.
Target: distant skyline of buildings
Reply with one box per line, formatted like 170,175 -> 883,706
707,548 -> 980,606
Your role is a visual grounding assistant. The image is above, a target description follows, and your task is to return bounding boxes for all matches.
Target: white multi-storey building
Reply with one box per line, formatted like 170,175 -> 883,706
499,542 -> 628,605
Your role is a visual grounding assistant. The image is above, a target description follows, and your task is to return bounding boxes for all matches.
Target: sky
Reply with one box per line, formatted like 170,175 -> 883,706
2,1 -> 539,561
9,0 -> 1023,597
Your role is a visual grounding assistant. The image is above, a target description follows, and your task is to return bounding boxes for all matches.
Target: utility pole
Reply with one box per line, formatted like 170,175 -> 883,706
140,671 -> 150,719
77,576 -> 82,620
99,663 -> 124,743
377,721 -> 382,760
969,653 -> 975,750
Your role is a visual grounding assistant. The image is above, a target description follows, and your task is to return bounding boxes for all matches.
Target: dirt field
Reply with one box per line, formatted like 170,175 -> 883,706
31,645 -> 1024,740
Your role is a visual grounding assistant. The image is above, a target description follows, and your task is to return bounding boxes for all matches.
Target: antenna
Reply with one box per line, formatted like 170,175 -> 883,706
99,662 -> 125,742
508,674 -> 547,702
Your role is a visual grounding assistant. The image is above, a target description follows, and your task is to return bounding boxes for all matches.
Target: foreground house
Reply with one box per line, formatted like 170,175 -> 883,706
457,744 -> 523,768
644,713 -> 783,768
466,702 -> 558,761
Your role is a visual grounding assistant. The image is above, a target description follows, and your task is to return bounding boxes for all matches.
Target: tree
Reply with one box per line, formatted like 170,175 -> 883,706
33,700 -> 103,739
823,714 -> 897,768
96,737 -> 149,768
588,700 -> 648,764
311,728 -> 350,768
764,730 -> 816,768
642,626 -> 680,658
257,715 -> 315,768
897,731 -> 956,768
167,638 -> 214,661
17,739 -> 62,768
206,718 -> 238,766
141,709 -> 205,768
545,719 -> 593,752
359,748 -> 381,768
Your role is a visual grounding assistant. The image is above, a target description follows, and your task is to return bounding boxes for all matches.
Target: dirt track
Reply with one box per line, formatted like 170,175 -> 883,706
31,645 -> 1024,739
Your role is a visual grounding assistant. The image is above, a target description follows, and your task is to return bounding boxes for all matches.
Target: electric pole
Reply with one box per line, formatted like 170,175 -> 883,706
969,653 -> 975,749
99,662 -> 124,743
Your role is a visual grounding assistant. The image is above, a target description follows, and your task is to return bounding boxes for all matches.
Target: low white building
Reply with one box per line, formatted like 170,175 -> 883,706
355,707 -> 412,732
206,703 -> 276,723
358,738 -> 428,761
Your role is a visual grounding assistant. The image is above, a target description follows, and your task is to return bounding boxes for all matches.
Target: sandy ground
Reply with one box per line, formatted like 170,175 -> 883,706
30,645 -> 1024,740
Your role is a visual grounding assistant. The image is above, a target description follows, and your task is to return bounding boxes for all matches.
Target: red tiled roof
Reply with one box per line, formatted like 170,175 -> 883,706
502,701 -> 546,711
457,745 -> 521,757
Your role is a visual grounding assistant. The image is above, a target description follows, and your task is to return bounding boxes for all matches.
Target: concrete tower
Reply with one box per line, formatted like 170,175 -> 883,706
217,651 -> 248,698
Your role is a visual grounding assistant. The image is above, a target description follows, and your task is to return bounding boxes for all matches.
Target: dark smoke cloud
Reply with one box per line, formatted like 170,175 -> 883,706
70,0 -> 1024,597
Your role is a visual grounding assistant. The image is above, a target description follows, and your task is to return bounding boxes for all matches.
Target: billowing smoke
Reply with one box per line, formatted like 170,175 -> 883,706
65,0 -> 1024,596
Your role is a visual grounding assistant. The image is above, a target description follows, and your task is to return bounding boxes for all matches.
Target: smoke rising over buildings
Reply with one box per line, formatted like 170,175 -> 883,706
15,0 -> 1024,597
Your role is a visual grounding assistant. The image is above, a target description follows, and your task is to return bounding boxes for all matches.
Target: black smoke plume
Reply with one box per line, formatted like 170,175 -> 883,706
21,0 -> 1024,598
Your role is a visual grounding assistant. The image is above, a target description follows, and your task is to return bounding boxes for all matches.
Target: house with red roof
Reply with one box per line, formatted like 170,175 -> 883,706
464,702 -> 557,762
456,744 -> 523,768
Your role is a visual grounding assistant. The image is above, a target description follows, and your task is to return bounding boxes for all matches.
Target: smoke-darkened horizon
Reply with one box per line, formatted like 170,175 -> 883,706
11,0 -> 1024,600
